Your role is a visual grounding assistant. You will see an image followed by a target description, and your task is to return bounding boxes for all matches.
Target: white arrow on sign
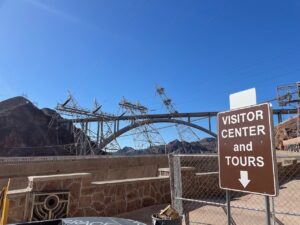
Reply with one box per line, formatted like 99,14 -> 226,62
239,171 -> 251,188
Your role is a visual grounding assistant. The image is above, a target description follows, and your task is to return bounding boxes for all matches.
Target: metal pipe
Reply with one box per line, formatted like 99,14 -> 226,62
265,196 -> 271,225
226,190 -> 231,225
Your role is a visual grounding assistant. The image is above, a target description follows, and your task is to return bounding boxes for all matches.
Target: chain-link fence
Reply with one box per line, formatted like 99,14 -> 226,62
169,153 -> 300,225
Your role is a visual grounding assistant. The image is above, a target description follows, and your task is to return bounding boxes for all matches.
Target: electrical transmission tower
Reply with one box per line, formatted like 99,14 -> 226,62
55,94 -> 121,155
156,85 -> 202,153
277,82 -> 300,137
119,98 -> 167,153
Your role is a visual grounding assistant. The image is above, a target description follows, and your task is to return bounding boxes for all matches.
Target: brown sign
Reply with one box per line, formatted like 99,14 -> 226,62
218,103 -> 278,196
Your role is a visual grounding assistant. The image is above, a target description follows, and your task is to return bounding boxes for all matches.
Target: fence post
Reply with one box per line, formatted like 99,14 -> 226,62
265,196 -> 271,225
271,197 -> 275,225
168,154 -> 183,215
226,190 -> 231,225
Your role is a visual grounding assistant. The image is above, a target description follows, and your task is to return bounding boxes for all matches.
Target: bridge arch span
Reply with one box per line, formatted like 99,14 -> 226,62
100,118 -> 217,149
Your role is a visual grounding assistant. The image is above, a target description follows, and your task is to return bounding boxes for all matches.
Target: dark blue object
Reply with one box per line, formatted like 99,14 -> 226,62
151,214 -> 181,225
10,217 -> 146,225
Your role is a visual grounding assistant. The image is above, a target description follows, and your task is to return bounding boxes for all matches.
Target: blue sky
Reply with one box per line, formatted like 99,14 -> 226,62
0,0 -> 299,147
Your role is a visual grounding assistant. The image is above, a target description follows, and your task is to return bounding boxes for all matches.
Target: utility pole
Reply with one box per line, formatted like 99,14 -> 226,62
56,94 -> 121,155
119,97 -> 166,152
156,85 -> 202,153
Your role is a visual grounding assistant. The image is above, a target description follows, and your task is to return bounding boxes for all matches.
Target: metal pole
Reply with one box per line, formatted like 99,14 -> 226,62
277,113 -> 282,123
100,121 -> 103,144
297,82 -> 300,137
271,197 -> 275,225
96,121 -> 100,147
265,196 -> 271,225
226,190 -> 231,225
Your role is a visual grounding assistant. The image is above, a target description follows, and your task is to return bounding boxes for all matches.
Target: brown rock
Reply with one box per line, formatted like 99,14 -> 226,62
40,180 -> 63,191
144,184 -> 150,196
62,179 -> 74,188
104,203 -> 117,216
69,193 -> 80,205
126,189 -> 138,200
116,186 -> 125,200
142,197 -> 155,207
162,194 -> 171,203
32,182 -> 43,191
104,196 -> 113,204
84,207 -> 99,216
79,196 -> 92,207
82,176 -> 93,186
126,183 -> 138,193
71,208 -> 84,217
8,206 -> 24,220
164,182 -> 170,193
104,186 -> 116,196
150,186 -> 156,197
18,196 -> 26,207
0,97 -> 75,157
68,182 -> 81,196
8,199 -> 18,208
68,203 -> 78,214
92,201 -> 104,212
155,193 -> 162,203
93,191 -> 105,202
138,186 -> 143,198
127,199 -> 141,212
151,182 -> 160,192
115,200 -> 127,214
81,186 -> 96,196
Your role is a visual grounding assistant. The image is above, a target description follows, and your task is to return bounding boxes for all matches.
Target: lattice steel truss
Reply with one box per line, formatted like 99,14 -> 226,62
277,82 -> 300,137
55,94 -> 121,154
119,97 -> 167,153
156,85 -> 203,153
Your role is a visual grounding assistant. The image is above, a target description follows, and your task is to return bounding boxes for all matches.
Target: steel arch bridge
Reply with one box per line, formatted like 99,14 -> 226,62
99,118 -> 217,149
58,108 -> 296,151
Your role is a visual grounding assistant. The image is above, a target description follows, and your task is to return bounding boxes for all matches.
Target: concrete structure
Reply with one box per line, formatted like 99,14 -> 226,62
7,173 -> 171,223
5,155 -> 222,223
4,154 -> 300,224
0,155 -> 168,190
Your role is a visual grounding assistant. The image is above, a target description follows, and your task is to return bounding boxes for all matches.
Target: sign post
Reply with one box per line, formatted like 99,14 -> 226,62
218,93 -> 278,225
265,196 -> 271,225
226,190 -> 231,225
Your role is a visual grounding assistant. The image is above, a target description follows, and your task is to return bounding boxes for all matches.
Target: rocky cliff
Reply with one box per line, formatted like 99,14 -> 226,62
115,138 -> 217,155
0,97 -> 74,156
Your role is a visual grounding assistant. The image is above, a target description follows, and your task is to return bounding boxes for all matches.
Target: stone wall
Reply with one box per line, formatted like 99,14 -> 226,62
6,156 -> 300,223
277,159 -> 300,185
6,189 -> 29,223
0,155 -> 168,189
8,173 -> 89,223
77,177 -> 171,217
183,172 -> 224,199
7,173 -> 171,223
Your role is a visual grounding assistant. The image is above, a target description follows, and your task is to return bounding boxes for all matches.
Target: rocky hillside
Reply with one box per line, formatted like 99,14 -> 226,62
275,116 -> 298,149
115,138 -> 217,155
0,96 -> 74,156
